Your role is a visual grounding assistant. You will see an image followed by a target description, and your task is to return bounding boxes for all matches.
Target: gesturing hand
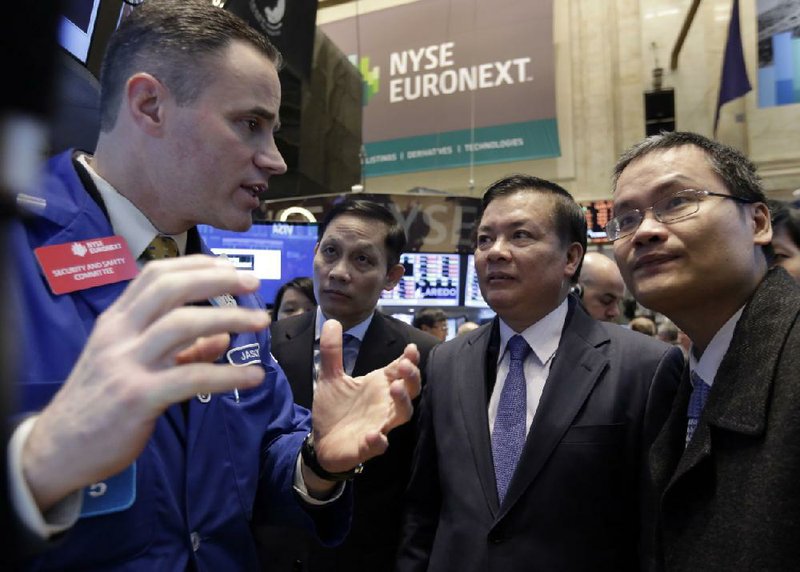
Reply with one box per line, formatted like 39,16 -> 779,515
23,255 -> 270,512
310,319 -> 421,476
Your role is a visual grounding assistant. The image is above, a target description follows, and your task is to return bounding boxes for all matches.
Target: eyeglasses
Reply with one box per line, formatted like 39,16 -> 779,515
604,189 -> 755,242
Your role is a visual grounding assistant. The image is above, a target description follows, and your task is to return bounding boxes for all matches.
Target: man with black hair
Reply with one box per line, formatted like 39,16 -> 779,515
259,199 -> 438,572
611,131 -> 800,569
398,174 -> 683,571
8,3 -> 420,570
412,308 -> 448,342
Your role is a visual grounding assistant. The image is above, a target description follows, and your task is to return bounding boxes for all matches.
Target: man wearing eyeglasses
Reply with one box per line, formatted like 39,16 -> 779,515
609,131 -> 800,570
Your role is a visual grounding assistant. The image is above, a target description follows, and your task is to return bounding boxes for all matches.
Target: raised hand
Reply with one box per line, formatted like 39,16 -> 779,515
23,255 -> 270,512
310,319 -> 421,476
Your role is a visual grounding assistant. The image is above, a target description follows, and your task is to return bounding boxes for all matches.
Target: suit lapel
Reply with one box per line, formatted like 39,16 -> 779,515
500,303 -> 609,514
352,312 -> 400,376
272,312 -> 316,408
660,269 -> 800,496
457,321 -> 501,516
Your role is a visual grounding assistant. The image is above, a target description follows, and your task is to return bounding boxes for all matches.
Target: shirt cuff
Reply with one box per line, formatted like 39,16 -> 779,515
8,415 -> 82,539
292,452 -> 345,506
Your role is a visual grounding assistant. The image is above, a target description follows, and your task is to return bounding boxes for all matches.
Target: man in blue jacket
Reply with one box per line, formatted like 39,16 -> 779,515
7,2 -> 421,570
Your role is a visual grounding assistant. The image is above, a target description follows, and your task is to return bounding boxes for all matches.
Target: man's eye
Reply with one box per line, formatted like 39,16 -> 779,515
243,118 -> 261,132
617,213 -> 640,230
663,195 -> 692,210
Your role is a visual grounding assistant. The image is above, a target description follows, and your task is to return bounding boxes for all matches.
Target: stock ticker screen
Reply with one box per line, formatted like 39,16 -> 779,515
583,200 -> 613,244
379,252 -> 461,307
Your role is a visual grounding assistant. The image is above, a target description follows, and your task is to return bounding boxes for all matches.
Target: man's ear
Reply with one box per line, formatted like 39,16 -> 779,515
384,263 -> 405,291
752,202 -> 773,247
564,242 -> 584,280
125,73 -> 168,136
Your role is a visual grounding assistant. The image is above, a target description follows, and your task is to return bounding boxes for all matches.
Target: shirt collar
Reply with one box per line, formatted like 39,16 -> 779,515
77,154 -> 188,258
497,297 -> 569,366
314,305 -> 374,343
688,307 -> 744,387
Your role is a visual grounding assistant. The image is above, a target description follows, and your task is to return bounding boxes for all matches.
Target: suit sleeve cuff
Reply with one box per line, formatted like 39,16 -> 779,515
8,415 -> 82,539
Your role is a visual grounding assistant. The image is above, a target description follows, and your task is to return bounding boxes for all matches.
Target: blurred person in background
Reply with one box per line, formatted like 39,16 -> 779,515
273,277 -> 316,321
656,321 -> 679,345
629,316 -> 657,337
769,200 -> 800,283
576,251 -> 626,322
456,321 -> 480,336
412,308 -> 448,342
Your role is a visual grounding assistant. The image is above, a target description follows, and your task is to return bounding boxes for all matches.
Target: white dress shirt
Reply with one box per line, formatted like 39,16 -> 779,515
488,298 -> 569,436
688,307 -> 744,387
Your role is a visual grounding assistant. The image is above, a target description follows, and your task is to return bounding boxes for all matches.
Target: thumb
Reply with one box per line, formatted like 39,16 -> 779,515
318,319 -> 345,381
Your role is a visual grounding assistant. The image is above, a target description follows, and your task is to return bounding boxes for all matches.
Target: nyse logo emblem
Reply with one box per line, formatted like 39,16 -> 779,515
71,242 -> 88,257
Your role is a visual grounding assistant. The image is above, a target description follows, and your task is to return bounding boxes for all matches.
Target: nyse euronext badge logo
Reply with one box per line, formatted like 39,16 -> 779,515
349,55 -> 380,106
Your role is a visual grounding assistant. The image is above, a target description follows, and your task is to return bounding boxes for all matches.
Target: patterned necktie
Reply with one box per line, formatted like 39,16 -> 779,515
492,335 -> 531,504
686,371 -> 711,446
140,235 -> 179,262
342,333 -> 360,376
314,333 -> 359,381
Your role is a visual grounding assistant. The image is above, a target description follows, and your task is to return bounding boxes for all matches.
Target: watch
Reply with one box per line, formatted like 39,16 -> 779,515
300,433 -> 364,482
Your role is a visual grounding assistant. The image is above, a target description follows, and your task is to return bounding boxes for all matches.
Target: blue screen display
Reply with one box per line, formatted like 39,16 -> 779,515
197,222 -> 318,307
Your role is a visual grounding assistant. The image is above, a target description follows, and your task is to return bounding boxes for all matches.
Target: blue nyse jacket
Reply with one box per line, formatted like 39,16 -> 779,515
13,151 -> 350,571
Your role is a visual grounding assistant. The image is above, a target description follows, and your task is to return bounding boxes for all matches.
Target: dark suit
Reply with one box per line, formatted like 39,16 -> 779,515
398,298 -> 684,572
256,310 -> 439,572
648,268 -> 800,571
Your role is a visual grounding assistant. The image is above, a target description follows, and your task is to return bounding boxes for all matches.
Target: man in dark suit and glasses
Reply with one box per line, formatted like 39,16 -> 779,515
397,174 -> 683,572
611,131 -> 800,570
256,199 -> 439,572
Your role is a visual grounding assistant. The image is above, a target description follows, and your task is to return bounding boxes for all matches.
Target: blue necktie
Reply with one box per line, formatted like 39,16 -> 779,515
686,371 -> 711,446
315,333 -> 359,381
342,333 -> 359,376
492,335 -> 531,504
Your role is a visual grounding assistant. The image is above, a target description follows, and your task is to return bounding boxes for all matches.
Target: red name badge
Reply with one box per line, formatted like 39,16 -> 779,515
35,236 -> 139,295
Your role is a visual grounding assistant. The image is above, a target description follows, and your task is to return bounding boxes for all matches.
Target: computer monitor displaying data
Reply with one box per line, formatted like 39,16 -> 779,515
379,252 -> 461,307
463,254 -> 489,308
197,222 -> 318,307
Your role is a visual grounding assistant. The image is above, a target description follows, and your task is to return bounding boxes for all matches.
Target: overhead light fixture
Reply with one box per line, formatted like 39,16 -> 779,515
278,206 -> 317,222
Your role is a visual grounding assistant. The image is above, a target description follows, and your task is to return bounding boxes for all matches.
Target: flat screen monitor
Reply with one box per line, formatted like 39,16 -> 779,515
197,221 -> 318,307
379,252 -> 461,307
464,254 -> 489,309
58,0 -> 102,64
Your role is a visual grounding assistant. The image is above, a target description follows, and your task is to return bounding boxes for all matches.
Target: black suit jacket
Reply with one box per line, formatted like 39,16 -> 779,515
256,310 -> 439,572
398,298 -> 684,572
648,268 -> 800,571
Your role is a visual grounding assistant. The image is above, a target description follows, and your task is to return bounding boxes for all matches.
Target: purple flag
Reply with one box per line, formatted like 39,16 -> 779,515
714,0 -> 752,133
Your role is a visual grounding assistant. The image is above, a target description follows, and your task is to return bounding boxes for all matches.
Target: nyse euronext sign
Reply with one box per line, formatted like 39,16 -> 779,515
321,0 -> 559,176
